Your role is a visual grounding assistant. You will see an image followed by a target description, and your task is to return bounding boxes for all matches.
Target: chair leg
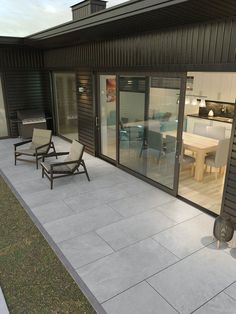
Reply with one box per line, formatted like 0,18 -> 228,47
191,164 -> 195,176
51,142 -> 58,159
42,167 -> 44,178
82,160 -> 90,181
50,173 -> 53,190
14,152 -> 17,165
36,156 -> 39,169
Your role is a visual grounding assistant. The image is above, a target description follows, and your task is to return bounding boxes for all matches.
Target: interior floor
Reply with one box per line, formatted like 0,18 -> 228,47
102,143 -> 224,215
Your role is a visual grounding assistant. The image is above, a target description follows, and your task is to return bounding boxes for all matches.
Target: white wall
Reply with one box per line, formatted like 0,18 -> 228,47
188,72 -> 236,103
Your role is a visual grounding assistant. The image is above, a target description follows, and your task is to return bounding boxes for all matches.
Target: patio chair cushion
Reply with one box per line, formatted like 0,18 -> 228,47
15,147 -> 37,155
30,128 -> 52,153
64,140 -> 84,170
42,161 -> 73,173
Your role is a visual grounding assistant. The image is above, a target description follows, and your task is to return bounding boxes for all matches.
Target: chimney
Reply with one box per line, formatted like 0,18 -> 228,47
71,0 -> 107,20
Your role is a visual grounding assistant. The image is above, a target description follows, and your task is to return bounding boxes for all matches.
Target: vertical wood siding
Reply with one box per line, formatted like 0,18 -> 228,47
44,18 -> 236,70
3,71 -> 52,137
0,46 -> 44,69
76,71 -> 95,155
222,125 -> 236,220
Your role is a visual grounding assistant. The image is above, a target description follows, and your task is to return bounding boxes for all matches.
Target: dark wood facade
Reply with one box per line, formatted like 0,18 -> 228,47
43,18 -> 236,71
0,0 -> 236,217
76,71 -> 95,155
0,45 -> 52,137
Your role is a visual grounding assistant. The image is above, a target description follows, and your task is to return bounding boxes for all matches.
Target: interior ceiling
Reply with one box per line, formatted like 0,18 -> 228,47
24,0 -> 236,49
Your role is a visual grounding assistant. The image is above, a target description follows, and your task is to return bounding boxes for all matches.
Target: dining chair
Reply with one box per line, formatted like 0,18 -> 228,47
193,122 -> 207,137
205,138 -> 230,179
206,126 -> 225,140
140,130 -> 163,162
179,143 -> 196,176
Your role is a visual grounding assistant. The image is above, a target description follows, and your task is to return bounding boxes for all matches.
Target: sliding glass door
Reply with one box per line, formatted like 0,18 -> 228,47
0,76 -> 8,137
53,72 -> 78,141
118,75 -> 184,192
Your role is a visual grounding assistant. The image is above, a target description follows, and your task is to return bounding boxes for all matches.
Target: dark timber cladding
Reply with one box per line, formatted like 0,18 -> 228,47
3,71 -> 52,137
44,18 -> 236,70
222,120 -> 236,221
76,71 -> 95,155
0,46 -> 44,69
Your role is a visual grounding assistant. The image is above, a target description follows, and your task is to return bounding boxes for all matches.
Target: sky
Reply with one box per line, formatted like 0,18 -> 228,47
0,0 -> 127,37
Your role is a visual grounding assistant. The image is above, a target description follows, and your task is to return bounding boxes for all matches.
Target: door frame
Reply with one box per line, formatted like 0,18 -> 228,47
96,71 -> 187,196
96,73 -> 119,165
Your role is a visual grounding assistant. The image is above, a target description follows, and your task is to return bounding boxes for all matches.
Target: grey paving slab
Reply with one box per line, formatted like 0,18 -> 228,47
0,287 -> 9,314
64,185 -> 130,213
194,292 -> 236,314
31,200 -> 75,224
103,282 -> 178,314
44,204 -> 122,243
77,238 -> 179,303
152,214 -> 215,258
97,208 -> 176,250
58,232 -> 114,269
107,189 -> 174,218
225,282 -> 236,300
148,246 -> 236,314
155,199 -> 202,223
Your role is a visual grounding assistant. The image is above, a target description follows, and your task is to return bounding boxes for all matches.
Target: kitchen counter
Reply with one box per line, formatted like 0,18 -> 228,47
187,114 -> 233,124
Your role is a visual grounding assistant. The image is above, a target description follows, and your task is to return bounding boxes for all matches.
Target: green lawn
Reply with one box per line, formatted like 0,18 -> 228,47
0,175 -> 96,314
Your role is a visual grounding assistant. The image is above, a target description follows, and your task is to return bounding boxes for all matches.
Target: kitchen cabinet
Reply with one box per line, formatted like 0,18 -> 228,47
186,116 -> 232,138
186,116 -> 211,133
211,120 -> 232,138
188,72 -> 236,103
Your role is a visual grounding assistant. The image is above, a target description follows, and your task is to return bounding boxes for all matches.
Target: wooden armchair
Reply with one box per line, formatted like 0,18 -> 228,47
14,128 -> 56,169
41,140 -> 90,189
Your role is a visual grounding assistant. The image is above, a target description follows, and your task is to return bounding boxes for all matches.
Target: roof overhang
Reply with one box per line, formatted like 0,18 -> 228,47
14,0 -> 236,49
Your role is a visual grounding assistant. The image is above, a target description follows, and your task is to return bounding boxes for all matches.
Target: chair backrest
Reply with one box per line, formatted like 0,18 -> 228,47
214,138 -> 230,167
65,140 -> 85,170
147,130 -> 162,150
193,123 -> 207,137
206,126 -> 225,140
165,135 -> 176,154
31,128 -> 52,153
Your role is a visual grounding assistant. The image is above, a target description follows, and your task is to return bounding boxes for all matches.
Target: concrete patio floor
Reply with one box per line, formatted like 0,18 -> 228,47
1,136 -> 236,314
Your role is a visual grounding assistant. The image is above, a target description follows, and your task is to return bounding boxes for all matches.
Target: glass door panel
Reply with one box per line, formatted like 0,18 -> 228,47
119,76 -> 146,173
0,76 -> 8,137
146,76 -> 181,189
99,75 -> 117,160
118,75 -> 182,191
54,72 -> 78,141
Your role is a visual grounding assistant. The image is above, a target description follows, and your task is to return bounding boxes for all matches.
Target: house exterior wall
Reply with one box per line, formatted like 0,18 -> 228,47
43,16 -> 236,217
44,18 -> 236,71
0,46 -> 52,137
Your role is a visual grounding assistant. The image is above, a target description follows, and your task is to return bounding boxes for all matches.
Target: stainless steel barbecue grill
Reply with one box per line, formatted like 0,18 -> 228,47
17,109 -> 47,138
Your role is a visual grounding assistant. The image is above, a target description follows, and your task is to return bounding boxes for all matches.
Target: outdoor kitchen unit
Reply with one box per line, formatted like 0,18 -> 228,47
16,110 -> 47,139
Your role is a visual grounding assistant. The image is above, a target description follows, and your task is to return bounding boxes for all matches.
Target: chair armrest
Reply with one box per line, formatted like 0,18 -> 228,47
35,142 -> 51,152
14,140 -> 32,149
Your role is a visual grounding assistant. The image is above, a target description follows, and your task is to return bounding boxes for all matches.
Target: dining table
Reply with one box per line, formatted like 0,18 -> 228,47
163,131 -> 219,182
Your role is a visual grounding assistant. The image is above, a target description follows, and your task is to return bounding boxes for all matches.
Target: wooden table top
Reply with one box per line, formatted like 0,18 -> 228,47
163,131 -> 219,151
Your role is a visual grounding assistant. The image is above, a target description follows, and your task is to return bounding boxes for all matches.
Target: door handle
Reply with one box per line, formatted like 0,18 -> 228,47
95,117 -> 99,127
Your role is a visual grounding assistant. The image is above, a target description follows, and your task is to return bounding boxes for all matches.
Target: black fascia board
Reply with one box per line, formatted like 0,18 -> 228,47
26,0 -> 187,40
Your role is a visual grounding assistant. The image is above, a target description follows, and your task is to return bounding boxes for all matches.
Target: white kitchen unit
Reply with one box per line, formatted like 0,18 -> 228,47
186,116 -> 232,138
186,116 -> 211,133
211,120 -> 232,138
